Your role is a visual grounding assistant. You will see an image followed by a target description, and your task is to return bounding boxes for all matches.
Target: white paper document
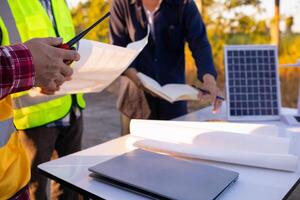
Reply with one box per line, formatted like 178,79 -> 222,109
129,120 -> 298,172
57,36 -> 148,94
137,72 -> 199,103
30,32 -> 148,96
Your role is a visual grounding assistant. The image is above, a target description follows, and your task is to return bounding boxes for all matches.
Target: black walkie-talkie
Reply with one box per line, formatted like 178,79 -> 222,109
56,12 -> 111,64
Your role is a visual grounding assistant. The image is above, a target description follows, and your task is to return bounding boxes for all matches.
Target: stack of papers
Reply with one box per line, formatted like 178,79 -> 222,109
129,120 -> 298,172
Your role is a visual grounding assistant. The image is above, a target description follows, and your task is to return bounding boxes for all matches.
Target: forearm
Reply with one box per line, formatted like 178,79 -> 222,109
0,44 -> 34,99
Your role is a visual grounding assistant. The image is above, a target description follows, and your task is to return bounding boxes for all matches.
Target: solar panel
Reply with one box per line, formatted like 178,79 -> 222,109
224,45 -> 281,121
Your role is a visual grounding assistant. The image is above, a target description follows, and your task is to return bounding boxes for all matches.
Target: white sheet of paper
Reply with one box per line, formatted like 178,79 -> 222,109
137,72 -> 198,102
130,119 -> 280,144
129,119 -> 298,171
134,139 -> 298,172
29,31 -> 149,96
56,35 -> 148,94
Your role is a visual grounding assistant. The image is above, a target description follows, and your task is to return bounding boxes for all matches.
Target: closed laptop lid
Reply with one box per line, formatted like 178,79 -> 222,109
89,149 -> 238,200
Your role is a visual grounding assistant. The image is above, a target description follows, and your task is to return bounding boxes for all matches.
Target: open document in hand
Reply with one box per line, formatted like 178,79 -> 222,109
137,72 -> 199,103
30,30 -> 149,96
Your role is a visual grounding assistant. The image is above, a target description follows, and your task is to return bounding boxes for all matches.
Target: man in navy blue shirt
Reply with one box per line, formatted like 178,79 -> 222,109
110,0 -> 222,120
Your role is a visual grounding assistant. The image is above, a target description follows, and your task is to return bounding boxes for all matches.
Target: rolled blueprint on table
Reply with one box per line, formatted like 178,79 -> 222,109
29,30 -> 149,96
134,139 -> 298,172
129,120 -> 298,172
130,120 -> 280,144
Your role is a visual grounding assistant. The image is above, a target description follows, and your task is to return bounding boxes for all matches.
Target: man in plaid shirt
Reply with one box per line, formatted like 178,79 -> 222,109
0,37 -> 79,99
0,37 -> 79,200
0,44 -> 34,99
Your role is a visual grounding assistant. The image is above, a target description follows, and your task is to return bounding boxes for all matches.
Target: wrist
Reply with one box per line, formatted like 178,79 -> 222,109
10,44 -> 35,91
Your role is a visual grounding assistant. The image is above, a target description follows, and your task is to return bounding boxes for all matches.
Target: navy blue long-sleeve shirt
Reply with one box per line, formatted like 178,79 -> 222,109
110,0 -> 217,120
110,0 -> 217,85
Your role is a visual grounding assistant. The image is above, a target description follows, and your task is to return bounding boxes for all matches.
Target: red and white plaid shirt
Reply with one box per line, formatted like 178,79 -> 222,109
0,44 -> 34,99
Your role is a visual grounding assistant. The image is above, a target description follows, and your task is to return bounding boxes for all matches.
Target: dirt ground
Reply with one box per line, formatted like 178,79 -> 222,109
81,90 -> 121,149
81,89 -> 300,200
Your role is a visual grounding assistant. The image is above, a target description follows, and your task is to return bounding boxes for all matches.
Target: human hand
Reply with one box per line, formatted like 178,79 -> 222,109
124,68 -> 157,97
124,68 -> 143,88
198,74 -> 223,113
24,37 -> 80,95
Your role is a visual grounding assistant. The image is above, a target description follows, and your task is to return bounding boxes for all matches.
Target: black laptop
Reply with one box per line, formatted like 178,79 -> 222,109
89,149 -> 238,200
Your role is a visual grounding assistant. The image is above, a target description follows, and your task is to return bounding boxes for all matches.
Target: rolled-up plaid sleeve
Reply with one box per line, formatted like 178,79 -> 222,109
0,44 -> 34,99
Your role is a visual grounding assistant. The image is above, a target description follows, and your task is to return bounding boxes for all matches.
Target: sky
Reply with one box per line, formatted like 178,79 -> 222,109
261,0 -> 300,32
67,0 -> 300,33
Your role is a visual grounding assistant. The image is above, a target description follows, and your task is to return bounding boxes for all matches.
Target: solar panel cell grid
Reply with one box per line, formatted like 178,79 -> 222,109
225,45 -> 281,121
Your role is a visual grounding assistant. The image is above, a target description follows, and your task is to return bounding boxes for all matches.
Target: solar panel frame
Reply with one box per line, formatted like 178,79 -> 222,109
224,45 -> 281,121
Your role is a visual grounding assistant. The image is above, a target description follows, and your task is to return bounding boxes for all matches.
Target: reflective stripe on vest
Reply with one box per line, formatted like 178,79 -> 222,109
0,1 -> 21,44
12,94 -> 64,109
0,118 -> 16,148
0,17 -> 10,45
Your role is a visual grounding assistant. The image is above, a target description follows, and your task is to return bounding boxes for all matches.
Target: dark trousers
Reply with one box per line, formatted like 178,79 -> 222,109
9,185 -> 30,200
145,93 -> 187,120
19,116 -> 83,200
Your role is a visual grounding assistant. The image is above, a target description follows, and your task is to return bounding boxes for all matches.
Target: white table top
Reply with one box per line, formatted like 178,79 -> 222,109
39,106 -> 300,200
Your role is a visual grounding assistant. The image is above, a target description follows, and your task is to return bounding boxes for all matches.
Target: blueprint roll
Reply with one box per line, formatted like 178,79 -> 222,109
134,139 -> 298,172
129,119 -> 280,145
129,119 -> 298,172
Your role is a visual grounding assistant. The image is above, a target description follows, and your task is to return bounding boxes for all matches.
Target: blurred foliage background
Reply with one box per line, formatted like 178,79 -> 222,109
71,0 -> 300,109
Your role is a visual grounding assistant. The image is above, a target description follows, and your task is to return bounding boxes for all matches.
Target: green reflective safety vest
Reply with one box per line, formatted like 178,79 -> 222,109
0,18 -> 9,45
0,0 -> 86,130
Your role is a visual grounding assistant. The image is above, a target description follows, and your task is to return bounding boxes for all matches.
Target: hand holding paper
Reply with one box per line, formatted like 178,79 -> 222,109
137,73 -> 199,103
29,29 -> 149,96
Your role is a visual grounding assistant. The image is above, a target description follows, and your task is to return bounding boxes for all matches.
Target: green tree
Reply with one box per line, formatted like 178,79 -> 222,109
285,16 -> 294,34
186,0 -> 264,85
195,0 -> 215,16
224,0 -> 261,9
71,0 -> 110,43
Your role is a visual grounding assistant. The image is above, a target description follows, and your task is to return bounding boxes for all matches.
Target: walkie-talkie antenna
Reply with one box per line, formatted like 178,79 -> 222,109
66,12 -> 111,47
